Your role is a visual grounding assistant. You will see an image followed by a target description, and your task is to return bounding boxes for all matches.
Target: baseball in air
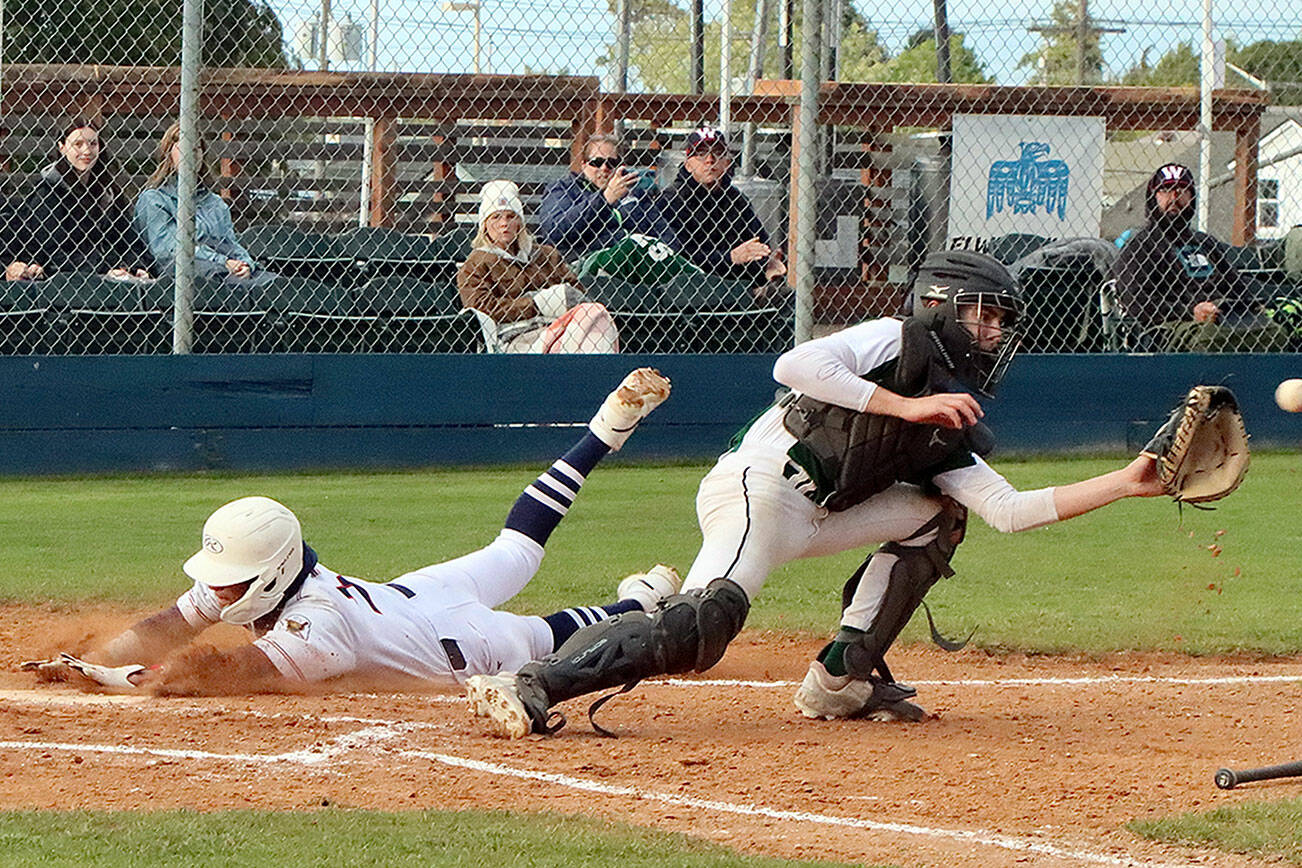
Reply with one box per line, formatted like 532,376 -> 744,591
1276,378 -> 1302,413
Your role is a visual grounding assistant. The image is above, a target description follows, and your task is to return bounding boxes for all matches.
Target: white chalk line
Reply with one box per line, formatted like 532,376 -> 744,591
664,673 -> 1302,689
0,721 -> 1192,868
418,751 -> 1194,868
4,671 -> 1299,712
0,725 -> 404,767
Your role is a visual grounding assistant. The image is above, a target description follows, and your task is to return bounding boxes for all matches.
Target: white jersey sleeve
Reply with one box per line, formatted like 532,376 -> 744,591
772,318 -> 903,411
175,582 -> 223,628
934,455 -> 1060,533
254,602 -> 358,683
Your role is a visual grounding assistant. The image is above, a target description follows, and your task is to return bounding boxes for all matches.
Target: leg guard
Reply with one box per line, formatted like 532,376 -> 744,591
512,578 -> 750,734
839,499 -> 966,682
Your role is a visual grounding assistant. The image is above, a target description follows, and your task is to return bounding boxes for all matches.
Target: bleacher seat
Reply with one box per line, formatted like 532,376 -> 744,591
427,227 -> 473,264
986,233 -> 1051,265
0,280 -> 55,354
360,276 -> 483,353
578,276 -> 686,353
170,275 -> 274,354
337,225 -> 467,283
666,273 -> 792,353
1017,258 -> 1108,353
43,273 -> 168,355
265,277 -> 376,353
240,223 -> 358,286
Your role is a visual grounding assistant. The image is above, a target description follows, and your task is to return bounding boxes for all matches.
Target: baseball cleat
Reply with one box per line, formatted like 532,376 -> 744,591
589,367 -> 671,451
794,662 -> 928,722
465,674 -> 533,739
616,564 -> 682,612
793,661 -> 874,720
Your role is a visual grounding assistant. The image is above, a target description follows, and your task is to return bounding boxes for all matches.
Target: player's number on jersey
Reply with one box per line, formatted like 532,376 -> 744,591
334,576 -> 415,615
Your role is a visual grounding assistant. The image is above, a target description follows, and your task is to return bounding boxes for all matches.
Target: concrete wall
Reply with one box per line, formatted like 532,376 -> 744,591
0,353 -> 1297,476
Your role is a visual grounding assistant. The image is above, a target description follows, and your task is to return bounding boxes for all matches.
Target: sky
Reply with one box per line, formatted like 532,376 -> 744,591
266,0 -> 1301,87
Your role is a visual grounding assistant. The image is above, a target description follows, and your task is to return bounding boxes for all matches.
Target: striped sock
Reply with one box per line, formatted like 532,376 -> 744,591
543,600 -> 641,649
504,432 -> 609,546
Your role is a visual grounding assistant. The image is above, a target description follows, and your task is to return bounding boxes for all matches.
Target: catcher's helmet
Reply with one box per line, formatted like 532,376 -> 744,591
909,250 -> 1025,396
183,496 -> 304,626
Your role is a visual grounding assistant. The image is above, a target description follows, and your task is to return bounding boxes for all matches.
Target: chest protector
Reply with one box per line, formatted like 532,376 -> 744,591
782,318 -> 994,512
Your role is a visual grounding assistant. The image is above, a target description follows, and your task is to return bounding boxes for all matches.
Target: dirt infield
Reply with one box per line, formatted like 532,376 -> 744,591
3,604 -> 1301,868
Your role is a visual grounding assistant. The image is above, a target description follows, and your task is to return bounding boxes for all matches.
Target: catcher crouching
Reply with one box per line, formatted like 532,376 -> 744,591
465,250 -> 1250,739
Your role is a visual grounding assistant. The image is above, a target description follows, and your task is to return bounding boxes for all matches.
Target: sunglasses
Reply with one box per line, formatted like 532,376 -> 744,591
586,157 -> 622,169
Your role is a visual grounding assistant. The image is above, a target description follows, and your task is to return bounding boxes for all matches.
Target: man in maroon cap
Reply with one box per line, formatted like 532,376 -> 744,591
631,125 -> 785,287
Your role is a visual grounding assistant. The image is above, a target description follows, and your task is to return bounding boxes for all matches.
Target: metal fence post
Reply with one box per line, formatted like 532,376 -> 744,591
793,0 -> 821,345
1197,0 -> 1214,233
173,0 -> 204,355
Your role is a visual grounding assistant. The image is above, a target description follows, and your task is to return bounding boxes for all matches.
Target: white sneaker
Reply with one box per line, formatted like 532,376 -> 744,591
616,564 -> 682,612
465,674 -> 533,739
793,661 -> 873,720
589,368 -> 671,451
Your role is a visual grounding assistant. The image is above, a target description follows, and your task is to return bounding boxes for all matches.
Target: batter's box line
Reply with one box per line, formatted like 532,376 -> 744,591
0,733 -> 1199,868
410,750 -> 1196,868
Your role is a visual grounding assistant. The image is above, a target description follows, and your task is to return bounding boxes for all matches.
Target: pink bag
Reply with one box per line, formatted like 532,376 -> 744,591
537,302 -> 620,353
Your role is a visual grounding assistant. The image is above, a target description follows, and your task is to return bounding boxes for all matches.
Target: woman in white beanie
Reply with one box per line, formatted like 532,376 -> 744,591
457,179 -> 619,353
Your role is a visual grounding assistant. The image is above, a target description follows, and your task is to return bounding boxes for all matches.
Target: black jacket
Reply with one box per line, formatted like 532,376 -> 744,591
1113,174 -> 1252,329
12,161 -> 147,276
635,165 -> 769,284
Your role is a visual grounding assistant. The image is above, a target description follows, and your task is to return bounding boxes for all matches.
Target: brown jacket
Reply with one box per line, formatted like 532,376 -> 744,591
456,242 -> 580,323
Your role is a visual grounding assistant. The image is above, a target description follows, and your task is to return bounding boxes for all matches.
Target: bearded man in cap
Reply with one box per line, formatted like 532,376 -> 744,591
1113,163 -> 1256,345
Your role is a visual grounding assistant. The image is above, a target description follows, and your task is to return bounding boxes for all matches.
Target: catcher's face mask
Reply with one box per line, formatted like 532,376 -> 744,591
952,292 -> 1023,395
910,250 -> 1025,397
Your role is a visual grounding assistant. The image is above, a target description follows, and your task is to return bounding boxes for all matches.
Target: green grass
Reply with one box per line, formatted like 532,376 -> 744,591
2,452 -> 1300,654
1129,797 -> 1302,864
0,809 -> 862,867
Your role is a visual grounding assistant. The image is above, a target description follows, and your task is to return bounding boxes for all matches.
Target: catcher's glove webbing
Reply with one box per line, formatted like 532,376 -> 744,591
1141,385 -> 1250,504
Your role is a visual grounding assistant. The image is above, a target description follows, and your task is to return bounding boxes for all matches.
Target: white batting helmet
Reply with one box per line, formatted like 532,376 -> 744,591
183,496 -> 304,625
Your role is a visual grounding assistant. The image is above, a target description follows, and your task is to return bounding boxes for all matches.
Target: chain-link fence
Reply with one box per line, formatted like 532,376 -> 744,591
1,0 -> 1300,355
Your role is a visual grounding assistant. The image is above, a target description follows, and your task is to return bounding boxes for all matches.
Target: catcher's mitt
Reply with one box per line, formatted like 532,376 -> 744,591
1141,385 -> 1250,504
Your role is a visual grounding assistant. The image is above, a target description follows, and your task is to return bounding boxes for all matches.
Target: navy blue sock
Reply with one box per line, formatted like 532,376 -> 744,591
543,600 -> 641,649
504,432 -> 609,546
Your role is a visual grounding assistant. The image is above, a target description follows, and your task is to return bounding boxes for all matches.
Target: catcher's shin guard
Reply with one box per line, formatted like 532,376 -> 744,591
513,578 -> 750,734
838,499 -> 967,683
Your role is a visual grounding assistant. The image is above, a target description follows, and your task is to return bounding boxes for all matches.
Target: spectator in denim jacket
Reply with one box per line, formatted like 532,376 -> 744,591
134,122 -> 274,285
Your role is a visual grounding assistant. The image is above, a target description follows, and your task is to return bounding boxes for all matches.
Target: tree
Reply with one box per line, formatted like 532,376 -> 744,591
859,30 -> 991,84
1117,42 -> 1199,87
1234,39 -> 1302,103
599,0 -> 886,93
1018,0 -> 1104,85
2,0 -> 288,68
1117,39 -> 1302,103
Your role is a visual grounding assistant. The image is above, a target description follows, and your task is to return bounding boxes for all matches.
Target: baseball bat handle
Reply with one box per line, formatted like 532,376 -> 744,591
1215,760 -> 1302,790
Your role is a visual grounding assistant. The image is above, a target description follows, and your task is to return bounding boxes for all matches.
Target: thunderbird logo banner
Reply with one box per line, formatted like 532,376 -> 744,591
947,114 -> 1104,252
